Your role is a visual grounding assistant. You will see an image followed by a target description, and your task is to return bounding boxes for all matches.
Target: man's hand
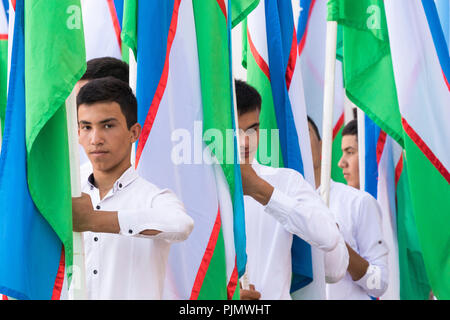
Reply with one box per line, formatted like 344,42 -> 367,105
72,193 -> 94,232
239,283 -> 261,300
240,163 -> 274,205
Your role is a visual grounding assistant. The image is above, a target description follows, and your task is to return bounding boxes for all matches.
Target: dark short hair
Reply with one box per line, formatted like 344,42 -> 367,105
77,77 -> 137,129
307,116 -> 321,141
81,57 -> 129,83
342,119 -> 358,137
235,79 -> 262,115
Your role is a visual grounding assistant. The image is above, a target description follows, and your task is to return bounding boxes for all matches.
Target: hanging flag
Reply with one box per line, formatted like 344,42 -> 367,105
0,0 -> 86,300
121,0 -> 247,300
385,0 -> 450,300
296,0 -> 346,185
327,0 -> 404,147
393,142 -> 432,300
363,117 -> 400,299
243,0 -> 328,299
0,0 -> 7,138
81,0 -> 122,61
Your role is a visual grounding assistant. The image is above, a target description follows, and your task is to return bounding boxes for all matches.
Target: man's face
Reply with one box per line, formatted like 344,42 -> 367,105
338,134 -> 360,189
78,101 -> 140,173
238,109 -> 260,164
308,122 -> 322,171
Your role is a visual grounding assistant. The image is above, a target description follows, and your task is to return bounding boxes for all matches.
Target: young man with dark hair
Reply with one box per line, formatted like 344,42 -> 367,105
235,80 -> 348,300
75,57 -> 131,178
72,77 -> 194,299
308,117 -> 388,299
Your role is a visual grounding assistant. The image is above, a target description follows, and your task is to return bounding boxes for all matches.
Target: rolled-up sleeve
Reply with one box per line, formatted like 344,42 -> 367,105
353,195 -> 389,297
118,188 -> 194,243
263,172 -> 343,252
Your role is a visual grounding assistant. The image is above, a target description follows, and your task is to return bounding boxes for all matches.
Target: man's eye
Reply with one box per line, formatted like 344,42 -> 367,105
105,124 -> 113,129
81,126 -> 91,130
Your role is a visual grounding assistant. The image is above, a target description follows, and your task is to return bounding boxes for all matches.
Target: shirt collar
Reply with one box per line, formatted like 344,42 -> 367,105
87,166 -> 139,193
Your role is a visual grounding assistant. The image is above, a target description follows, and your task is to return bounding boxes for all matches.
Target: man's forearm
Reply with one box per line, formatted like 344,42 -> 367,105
89,211 -> 161,236
248,178 -> 274,206
346,243 -> 369,281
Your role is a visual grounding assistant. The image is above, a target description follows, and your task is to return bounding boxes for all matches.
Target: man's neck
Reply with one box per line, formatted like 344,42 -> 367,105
93,160 -> 132,200
314,167 -> 321,190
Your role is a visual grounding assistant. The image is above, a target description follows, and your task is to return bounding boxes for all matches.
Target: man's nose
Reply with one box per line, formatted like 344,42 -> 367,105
338,156 -> 346,169
90,128 -> 104,145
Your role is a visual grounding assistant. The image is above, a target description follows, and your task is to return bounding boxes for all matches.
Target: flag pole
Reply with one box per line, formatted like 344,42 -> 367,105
129,48 -> 137,167
319,21 -> 338,206
66,88 -> 87,300
356,108 -> 365,191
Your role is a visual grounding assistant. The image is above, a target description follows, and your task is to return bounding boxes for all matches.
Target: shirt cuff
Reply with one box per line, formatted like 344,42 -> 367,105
354,264 -> 386,297
117,209 -> 159,237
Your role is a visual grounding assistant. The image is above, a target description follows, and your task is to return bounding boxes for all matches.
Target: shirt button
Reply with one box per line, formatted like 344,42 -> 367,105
96,205 -> 101,210
128,229 -> 133,234
94,237 -> 98,242
119,183 -> 123,188
93,270 -> 98,275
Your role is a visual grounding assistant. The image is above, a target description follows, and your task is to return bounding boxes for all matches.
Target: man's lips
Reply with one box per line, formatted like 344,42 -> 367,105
90,150 -> 108,156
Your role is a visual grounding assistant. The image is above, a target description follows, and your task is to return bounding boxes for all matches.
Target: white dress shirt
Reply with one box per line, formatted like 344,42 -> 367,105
82,166 -> 194,299
324,181 -> 389,300
244,162 -> 348,300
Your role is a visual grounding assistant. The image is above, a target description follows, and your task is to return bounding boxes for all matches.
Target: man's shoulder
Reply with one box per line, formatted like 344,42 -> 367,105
331,181 -> 376,202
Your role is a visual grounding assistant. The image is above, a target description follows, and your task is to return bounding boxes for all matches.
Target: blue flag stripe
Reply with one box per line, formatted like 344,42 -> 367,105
0,0 -> 62,300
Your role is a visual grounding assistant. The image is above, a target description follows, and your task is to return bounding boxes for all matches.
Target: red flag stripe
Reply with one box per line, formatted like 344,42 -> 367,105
216,0 -> 227,21
135,0 -> 182,166
247,26 -> 271,81
332,112 -> 345,140
190,209 -> 222,300
402,118 -> 450,183
285,28 -> 297,90
51,248 -> 66,300
297,0 -> 316,56
106,0 -> 122,51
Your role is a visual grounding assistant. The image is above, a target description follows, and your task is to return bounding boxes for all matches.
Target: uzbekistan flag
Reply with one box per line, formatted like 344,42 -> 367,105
385,0 -> 450,300
0,0 -> 86,299
393,140 -> 431,300
121,0 -> 247,300
243,0 -> 324,299
363,117 -> 400,299
0,0 -> 7,138
81,0 -> 123,61
296,0 -> 346,185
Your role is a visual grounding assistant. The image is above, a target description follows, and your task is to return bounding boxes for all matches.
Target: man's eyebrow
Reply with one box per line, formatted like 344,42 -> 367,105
343,146 -> 356,152
246,122 -> 260,131
79,118 -> 119,125
99,118 -> 119,124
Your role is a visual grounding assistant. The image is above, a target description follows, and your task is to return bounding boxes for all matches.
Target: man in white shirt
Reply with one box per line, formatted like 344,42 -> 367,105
235,80 -> 348,300
307,117 -> 389,299
72,77 -> 194,299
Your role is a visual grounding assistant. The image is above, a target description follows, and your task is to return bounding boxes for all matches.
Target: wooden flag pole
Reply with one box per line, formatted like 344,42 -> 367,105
66,89 -> 87,300
319,21 -> 338,206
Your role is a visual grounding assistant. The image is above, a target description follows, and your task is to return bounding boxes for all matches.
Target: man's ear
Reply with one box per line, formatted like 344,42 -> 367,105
130,122 -> 142,143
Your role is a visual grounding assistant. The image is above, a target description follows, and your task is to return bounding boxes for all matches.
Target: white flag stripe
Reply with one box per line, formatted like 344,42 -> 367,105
81,0 -> 121,61
385,0 -> 450,172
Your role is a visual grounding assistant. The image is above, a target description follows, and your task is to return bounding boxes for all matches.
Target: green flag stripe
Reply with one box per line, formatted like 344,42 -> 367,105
24,0 -> 86,271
